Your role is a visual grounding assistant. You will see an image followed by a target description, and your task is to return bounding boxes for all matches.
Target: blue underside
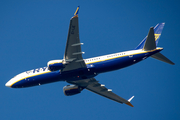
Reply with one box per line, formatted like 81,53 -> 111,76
11,50 -> 160,88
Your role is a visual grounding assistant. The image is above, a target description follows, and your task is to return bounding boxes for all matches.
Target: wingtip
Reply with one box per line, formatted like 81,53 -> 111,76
126,96 -> 134,107
170,62 -> 175,65
125,102 -> 134,107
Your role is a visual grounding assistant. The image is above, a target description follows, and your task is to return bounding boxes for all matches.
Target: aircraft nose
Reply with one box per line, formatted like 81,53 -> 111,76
5,81 -> 11,88
6,72 -> 27,88
5,78 -> 15,88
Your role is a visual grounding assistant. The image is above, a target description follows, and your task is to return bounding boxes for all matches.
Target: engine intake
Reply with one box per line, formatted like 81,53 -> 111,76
47,60 -> 65,71
63,85 -> 84,96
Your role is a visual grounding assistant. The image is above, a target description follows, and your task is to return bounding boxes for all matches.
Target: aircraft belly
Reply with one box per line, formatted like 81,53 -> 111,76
61,68 -> 97,81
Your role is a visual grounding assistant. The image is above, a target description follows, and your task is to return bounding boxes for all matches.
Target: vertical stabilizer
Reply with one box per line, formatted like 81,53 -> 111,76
135,23 -> 165,50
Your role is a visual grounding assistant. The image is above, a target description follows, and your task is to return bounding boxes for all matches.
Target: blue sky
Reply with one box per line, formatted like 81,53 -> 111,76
1,1 -> 179,120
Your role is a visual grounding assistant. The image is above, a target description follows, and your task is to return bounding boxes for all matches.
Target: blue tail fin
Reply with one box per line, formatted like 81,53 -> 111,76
135,23 -> 165,49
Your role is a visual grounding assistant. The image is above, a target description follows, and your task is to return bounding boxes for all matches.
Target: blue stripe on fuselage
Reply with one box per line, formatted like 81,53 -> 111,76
11,71 -> 61,88
12,49 -> 161,88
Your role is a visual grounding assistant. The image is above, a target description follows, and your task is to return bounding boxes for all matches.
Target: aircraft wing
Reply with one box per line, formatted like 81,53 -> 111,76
68,78 -> 134,107
63,6 -> 86,71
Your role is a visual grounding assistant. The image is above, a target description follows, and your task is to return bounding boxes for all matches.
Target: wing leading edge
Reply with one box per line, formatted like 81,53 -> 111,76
68,78 -> 134,107
63,6 -> 86,71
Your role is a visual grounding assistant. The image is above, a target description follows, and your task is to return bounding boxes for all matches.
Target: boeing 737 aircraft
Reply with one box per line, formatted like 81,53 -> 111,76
5,7 -> 174,107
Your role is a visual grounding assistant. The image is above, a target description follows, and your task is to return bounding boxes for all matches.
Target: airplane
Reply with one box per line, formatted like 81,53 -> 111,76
5,6 -> 174,107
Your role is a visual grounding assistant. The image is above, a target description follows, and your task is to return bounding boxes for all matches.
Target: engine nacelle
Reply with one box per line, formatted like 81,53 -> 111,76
63,85 -> 84,96
47,60 -> 65,71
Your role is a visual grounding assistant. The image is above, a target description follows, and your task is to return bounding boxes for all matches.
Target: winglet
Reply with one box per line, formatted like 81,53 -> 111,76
128,96 -> 134,102
74,6 -> 80,16
125,96 -> 134,107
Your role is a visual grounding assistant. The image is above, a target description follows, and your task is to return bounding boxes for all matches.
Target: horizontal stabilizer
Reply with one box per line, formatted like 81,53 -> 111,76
151,53 -> 175,65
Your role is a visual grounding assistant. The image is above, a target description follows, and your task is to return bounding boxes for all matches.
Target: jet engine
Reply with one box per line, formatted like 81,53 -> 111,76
63,85 -> 84,96
47,60 -> 65,71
